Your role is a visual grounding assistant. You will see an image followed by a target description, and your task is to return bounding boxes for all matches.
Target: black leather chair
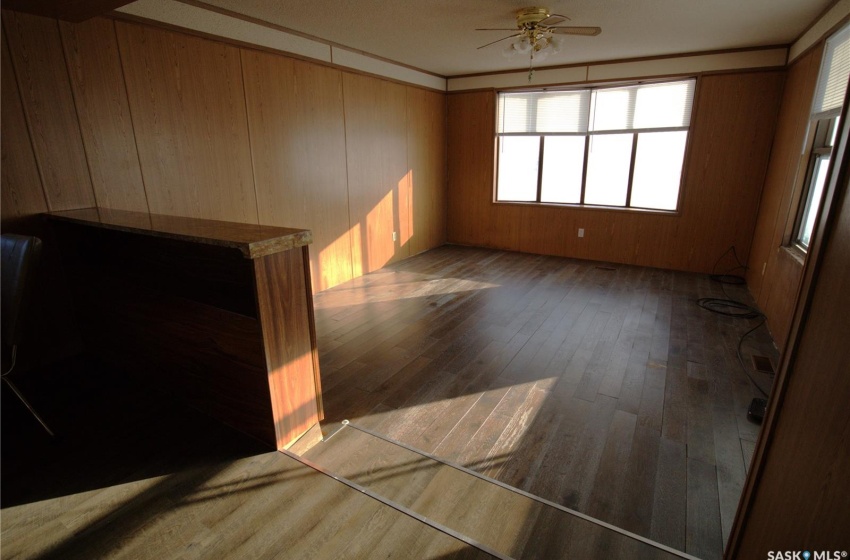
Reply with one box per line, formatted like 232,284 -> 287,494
1,233 -> 54,436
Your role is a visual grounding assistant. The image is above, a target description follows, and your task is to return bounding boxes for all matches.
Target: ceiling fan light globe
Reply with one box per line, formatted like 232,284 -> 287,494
515,38 -> 532,54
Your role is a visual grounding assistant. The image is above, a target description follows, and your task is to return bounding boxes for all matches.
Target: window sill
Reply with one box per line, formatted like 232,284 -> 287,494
781,245 -> 806,267
492,200 -> 680,217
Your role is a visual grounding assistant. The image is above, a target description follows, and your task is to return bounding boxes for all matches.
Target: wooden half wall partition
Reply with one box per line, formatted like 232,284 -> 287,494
447,70 -> 786,274
46,208 -> 323,450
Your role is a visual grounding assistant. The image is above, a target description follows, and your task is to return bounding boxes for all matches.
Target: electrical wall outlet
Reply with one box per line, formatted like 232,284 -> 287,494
393,231 -> 398,242
578,228 -> 585,238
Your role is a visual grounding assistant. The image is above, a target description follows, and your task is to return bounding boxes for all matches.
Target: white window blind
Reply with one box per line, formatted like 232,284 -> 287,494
498,91 -> 590,133
497,80 -> 695,134
813,23 -> 850,117
590,80 -> 696,131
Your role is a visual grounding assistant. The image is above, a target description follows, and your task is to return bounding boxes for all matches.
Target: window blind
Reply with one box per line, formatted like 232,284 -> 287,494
813,23 -> 850,117
497,79 -> 695,134
498,91 -> 590,133
590,80 -> 696,131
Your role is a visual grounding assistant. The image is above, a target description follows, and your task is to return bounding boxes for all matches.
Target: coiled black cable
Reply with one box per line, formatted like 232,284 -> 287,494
695,247 -> 771,398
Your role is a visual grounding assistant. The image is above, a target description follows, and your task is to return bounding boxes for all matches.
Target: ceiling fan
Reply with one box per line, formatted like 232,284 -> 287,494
477,6 -> 601,80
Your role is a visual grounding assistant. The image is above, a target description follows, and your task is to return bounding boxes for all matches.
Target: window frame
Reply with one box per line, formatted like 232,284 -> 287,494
493,78 -> 696,214
790,115 -> 839,253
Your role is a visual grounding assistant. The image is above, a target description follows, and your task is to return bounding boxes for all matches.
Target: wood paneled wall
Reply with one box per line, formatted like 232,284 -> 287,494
729,89 -> 850,558
1,10 -> 447,365
447,71 -> 786,274
745,46 -> 824,354
1,10 -> 448,295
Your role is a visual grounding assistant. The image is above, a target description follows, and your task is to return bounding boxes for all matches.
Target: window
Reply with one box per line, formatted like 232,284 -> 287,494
793,23 -> 850,252
495,79 -> 696,211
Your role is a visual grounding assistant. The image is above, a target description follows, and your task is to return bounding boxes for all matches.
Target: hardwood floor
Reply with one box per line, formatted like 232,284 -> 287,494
0,245 -> 775,559
304,422 -> 685,559
312,245 -> 777,560
0,358 -> 497,559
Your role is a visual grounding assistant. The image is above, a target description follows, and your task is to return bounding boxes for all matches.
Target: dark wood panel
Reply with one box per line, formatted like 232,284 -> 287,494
1,1 -> 134,22
253,248 -> 321,449
51,212 -> 322,449
446,72 -> 785,274
1,34 -> 83,368
52,222 -> 259,317
1,33 -> 48,231
2,10 -> 96,211
71,272 -> 275,445
59,17 -> 148,212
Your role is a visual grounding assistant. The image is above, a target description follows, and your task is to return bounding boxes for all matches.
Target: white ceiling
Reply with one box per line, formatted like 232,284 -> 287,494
196,0 -> 831,77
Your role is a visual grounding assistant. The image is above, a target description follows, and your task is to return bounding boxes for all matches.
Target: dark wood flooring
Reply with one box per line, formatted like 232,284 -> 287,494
313,245 -> 777,560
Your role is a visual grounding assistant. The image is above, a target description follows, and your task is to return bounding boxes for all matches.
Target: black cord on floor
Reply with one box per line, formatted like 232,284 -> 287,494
696,246 -> 772,398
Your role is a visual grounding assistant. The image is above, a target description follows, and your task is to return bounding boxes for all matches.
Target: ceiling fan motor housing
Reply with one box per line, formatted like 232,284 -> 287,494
516,7 -> 550,28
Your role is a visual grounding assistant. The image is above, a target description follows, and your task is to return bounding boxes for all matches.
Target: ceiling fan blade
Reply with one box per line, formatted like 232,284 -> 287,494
477,33 -> 522,49
476,28 -> 522,31
550,26 -> 602,36
538,14 -> 569,26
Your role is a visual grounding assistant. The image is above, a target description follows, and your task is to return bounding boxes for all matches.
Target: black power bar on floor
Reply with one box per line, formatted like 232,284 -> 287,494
747,398 -> 768,424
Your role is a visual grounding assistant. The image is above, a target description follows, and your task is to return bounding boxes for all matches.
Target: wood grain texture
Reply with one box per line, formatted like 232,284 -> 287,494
2,10 -> 96,211
312,246 -> 777,558
730,78 -> 850,559
305,424 -> 683,560
114,21 -> 258,224
1,34 -> 49,232
407,86 -> 447,256
0,366 -> 492,559
59,17 -> 148,212
51,214 -> 322,449
746,45 -> 823,354
241,49 -> 353,292
446,72 -> 785,274
343,72 -> 411,276
48,207 -> 311,258
1,33 -> 83,369
253,248 -> 320,449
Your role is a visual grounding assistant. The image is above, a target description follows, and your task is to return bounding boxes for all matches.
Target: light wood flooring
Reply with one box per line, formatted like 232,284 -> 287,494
0,359 -> 498,559
312,245 -> 777,560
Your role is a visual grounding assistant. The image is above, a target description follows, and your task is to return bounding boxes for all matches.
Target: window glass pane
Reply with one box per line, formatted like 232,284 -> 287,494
541,136 -> 585,203
630,131 -> 687,210
496,136 -> 540,202
797,155 -> 831,248
584,134 -> 633,206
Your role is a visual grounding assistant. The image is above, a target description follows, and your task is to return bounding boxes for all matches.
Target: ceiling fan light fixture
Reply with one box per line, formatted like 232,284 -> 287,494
476,6 -> 601,81
514,37 -> 532,54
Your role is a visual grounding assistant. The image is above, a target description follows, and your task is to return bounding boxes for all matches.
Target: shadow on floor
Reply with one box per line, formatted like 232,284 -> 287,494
1,354 -> 269,508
